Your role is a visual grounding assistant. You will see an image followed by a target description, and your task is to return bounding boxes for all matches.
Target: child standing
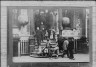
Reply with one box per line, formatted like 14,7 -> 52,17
46,39 -> 52,59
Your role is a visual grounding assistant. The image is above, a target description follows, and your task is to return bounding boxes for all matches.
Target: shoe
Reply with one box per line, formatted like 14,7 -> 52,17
70,58 -> 75,60
55,56 -> 58,59
72,58 -> 75,60
49,57 -> 52,59
67,56 -> 70,58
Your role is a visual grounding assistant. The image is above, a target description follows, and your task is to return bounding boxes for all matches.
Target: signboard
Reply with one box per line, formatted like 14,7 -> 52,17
62,29 -> 81,39
62,30 -> 73,37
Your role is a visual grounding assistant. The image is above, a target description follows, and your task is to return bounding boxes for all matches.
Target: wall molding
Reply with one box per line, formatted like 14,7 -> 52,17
1,1 -> 96,7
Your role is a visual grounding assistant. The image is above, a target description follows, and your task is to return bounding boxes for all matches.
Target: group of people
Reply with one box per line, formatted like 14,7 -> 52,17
35,22 -> 56,47
58,36 -> 75,60
34,22 -> 75,60
44,38 -> 59,59
42,37 -> 75,60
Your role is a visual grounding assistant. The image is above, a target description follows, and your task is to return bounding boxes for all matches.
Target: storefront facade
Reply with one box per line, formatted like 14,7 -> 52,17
1,1 -> 96,67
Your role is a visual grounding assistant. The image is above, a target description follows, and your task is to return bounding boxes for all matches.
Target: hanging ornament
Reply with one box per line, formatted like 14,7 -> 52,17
62,17 -> 70,25
18,9 -> 29,27
45,9 -> 48,13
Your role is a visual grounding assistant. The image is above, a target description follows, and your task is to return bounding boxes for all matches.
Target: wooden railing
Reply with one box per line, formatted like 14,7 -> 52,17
13,35 -> 36,56
19,40 -> 29,55
18,37 -> 30,56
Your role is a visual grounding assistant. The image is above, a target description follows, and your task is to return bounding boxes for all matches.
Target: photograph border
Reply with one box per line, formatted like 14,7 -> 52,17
1,1 -> 96,67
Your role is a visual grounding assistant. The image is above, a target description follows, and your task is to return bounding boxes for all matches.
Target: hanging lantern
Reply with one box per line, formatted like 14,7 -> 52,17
18,9 -> 29,27
62,17 -> 70,25
45,9 -> 48,13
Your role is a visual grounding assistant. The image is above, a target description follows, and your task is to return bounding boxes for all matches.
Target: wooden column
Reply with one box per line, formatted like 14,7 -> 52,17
1,6 -> 7,67
58,8 -> 63,35
92,6 -> 96,67
29,9 -> 35,35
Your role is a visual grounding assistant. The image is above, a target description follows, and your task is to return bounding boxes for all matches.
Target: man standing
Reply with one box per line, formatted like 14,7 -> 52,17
40,22 -> 45,41
41,28 -> 45,42
57,35 -> 64,52
40,22 -> 45,31
68,38 -> 75,60
62,38 -> 69,58
52,28 -> 55,40
35,27 -> 42,47
46,38 -> 52,59
47,29 -> 51,39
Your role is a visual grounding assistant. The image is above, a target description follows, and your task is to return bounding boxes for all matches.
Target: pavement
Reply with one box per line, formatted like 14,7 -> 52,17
13,54 -> 89,63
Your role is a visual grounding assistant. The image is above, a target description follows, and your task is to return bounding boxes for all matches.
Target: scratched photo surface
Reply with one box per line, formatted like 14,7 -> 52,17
1,0 -> 95,1
7,6 -> 90,63
1,1 -> 96,67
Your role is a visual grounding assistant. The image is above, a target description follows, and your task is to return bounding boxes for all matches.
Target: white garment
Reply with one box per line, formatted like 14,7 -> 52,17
63,40 -> 69,50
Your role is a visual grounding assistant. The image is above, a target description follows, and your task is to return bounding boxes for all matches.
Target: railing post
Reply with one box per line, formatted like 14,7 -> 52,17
18,41 -> 20,57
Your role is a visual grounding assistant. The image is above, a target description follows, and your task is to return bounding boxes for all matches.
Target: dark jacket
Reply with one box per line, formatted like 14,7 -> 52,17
35,30 -> 42,39
57,37 -> 64,50
68,40 -> 74,50
40,24 -> 45,30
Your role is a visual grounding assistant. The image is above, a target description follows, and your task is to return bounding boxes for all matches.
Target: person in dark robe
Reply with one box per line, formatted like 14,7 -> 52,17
68,38 -> 75,60
40,22 -> 45,41
52,28 -> 55,40
57,35 -> 64,52
35,27 -> 42,47
40,22 -> 45,30
46,38 -> 52,59
41,28 -> 45,42
47,29 -> 51,39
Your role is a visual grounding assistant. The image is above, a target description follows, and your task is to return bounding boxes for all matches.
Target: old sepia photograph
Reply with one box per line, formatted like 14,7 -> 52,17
1,1 -> 96,67
10,6 -> 90,62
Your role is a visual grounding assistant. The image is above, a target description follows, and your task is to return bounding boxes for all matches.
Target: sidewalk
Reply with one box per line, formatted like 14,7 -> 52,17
13,54 -> 89,62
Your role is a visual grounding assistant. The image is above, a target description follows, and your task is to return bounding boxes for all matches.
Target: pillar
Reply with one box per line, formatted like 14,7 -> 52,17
1,6 -> 7,67
92,5 -> 96,67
